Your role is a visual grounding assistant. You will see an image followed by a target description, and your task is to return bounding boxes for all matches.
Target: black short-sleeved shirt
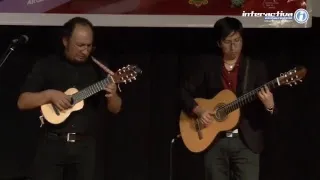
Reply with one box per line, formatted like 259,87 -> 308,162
21,53 -> 108,134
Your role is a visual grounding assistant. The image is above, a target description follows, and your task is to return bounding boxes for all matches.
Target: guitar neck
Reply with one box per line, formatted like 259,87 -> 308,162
71,76 -> 112,104
221,78 -> 280,114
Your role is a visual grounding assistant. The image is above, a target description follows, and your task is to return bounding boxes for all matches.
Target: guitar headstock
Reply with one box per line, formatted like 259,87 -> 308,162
278,66 -> 307,86
112,65 -> 142,84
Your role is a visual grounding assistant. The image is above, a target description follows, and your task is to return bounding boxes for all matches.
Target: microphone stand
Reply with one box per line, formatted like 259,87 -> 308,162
169,134 -> 181,180
0,42 -> 16,69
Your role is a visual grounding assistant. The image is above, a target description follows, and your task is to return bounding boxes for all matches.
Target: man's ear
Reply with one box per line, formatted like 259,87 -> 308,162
217,41 -> 221,47
62,37 -> 68,47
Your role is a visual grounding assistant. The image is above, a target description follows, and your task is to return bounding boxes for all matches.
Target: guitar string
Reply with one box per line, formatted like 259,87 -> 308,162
72,76 -> 111,104
217,79 -> 277,116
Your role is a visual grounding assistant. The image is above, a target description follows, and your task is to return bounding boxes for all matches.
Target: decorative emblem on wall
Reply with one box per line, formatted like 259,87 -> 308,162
231,0 -> 245,8
189,0 -> 208,8
263,0 -> 279,9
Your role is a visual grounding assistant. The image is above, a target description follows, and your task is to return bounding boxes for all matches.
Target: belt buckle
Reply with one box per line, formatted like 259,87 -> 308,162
67,133 -> 76,143
226,132 -> 233,137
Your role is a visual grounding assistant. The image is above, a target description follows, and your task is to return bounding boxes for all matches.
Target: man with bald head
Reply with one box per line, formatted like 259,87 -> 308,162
17,17 -> 122,180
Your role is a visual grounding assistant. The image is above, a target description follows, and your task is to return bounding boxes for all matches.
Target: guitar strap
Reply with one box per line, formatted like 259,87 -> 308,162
242,57 -> 250,93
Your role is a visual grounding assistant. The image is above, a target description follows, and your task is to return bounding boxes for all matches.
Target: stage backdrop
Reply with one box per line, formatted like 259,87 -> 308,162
0,0 -> 312,27
0,18 -> 318,180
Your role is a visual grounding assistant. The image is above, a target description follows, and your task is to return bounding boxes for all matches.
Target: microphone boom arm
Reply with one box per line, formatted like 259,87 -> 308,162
0,35 -> 28,69
0,44 -> 15,69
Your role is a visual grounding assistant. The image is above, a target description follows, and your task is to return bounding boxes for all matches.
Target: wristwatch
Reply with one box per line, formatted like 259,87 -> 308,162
266,106 -> 275,114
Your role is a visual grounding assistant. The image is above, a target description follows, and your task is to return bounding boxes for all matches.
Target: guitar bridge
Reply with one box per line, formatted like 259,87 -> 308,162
195,119 -> 203,140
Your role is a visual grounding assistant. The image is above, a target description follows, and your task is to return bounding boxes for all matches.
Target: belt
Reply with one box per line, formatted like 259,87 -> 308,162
225,129 -> 239,138
46,132 -> 88,143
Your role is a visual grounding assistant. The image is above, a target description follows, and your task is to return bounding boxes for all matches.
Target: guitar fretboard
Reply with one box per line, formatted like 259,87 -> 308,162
71,76 -> 112,104
219,78 -> 280,114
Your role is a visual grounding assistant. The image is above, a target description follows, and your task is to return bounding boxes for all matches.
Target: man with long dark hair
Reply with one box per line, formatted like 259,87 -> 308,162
180,17 -> 277,179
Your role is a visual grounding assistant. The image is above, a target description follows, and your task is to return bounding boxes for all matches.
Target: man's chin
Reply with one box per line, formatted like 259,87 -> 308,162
74,57 -> 88,62
228,53 -> 239,59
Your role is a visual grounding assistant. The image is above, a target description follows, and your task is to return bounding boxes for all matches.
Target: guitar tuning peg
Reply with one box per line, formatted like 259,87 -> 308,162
128,79 -> 132,82
133,77 -> 136,80
299,79 -> 303,82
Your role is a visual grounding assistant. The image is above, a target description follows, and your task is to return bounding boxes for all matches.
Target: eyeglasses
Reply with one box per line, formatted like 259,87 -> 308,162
221,38 -> 242,46
74,44 -> 96,53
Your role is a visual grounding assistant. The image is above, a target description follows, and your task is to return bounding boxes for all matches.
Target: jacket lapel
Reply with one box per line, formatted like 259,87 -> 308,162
236,55 -> 247,96
214,57 -> 224,89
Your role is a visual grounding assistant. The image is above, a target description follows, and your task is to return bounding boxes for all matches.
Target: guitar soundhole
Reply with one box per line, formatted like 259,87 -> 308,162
213,103 -> 227,122
70,97 -> 74,105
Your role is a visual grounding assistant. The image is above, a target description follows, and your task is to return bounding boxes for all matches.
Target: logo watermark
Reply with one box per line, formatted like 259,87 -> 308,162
242,10 -> 309,24
242,11 -> 293,20
293,9 -> 309,24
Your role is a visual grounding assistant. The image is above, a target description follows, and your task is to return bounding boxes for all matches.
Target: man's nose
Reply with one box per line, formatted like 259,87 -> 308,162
81,48 -> 90,55
231,42 -> 237,50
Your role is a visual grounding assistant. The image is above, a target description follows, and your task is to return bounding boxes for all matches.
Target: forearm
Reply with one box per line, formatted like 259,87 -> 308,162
181,89 -> 198,115
107,94 -> 122,114
17,91 -> 51,110
180,71 -> 205,115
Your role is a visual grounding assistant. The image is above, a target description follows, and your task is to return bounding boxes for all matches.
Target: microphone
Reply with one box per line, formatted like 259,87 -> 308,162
11,35 -> 29,47
0,35 -> 29,69
171,134 -> 181,143
169,134 -> 181,180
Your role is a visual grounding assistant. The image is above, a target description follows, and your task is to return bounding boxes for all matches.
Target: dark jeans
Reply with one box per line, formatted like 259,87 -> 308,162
204,135 -> 259,180
30,135 -> 96,180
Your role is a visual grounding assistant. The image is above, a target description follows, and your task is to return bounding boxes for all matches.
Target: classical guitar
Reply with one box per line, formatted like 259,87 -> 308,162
179,66 -> 307,153
41,65 -> 142,125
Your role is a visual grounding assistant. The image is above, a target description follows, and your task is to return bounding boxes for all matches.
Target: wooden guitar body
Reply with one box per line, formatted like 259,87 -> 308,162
179,89 -> 240,153
41,88 -> 84,125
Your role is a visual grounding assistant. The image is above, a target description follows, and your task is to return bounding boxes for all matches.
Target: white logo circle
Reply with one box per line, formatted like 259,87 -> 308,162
294,9 -> 309,24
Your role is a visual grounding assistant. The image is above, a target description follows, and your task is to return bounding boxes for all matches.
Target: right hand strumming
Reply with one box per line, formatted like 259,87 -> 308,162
45,90 -> 72,111
194,106 -> 214,126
